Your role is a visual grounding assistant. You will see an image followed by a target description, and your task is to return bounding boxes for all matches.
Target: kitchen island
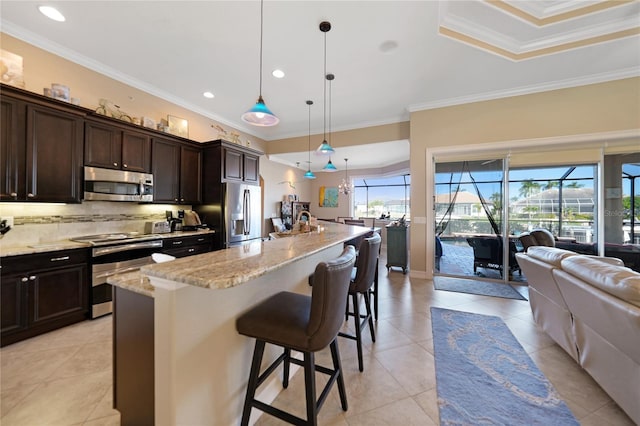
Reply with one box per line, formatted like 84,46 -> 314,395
108,221 -> 371,426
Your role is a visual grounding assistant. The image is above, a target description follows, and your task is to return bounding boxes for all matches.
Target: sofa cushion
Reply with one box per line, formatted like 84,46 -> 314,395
527,246 -> 576,267
561,256 -> 640,307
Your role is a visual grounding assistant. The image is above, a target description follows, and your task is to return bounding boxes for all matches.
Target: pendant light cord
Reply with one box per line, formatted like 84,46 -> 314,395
259,0 -> 264,97
323,29 -> 327,142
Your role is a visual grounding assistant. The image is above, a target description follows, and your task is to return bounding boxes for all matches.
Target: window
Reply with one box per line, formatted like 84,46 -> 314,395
353,175 -> 410,219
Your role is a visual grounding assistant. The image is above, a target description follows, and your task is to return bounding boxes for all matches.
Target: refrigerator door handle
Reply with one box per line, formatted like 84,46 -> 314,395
245,189 -> 251,235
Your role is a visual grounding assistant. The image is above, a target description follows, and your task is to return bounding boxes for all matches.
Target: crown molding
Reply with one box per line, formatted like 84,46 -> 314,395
407,68 -> 640,113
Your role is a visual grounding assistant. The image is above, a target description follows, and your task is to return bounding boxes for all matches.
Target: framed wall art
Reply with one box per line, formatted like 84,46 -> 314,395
319,186 -> 339,207
167,115 -> 189,138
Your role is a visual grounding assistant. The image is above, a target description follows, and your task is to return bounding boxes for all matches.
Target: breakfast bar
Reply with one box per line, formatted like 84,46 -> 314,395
108,221 -> 371,426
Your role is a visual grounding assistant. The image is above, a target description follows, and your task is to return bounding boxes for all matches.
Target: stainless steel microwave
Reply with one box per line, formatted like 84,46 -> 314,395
84,166 -> 154,202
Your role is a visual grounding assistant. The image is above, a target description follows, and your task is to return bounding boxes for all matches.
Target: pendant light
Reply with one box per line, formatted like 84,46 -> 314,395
304,100 -> 316,179
316,21 -> 335,155
323,73 -> 338,172
339,158 -> 353,194
241,0 -> 279,126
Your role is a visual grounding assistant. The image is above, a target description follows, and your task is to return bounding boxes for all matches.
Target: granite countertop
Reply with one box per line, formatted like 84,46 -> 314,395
0,229 -> 215,257
108,271 -> 155,298
137,222 -> 371,291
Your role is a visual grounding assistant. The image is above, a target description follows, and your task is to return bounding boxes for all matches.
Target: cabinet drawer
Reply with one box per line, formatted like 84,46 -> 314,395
2,248 -> 89,275
162,234 -> 213,249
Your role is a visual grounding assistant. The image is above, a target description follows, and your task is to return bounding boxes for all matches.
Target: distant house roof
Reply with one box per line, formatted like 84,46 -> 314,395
435,191 -> 482,204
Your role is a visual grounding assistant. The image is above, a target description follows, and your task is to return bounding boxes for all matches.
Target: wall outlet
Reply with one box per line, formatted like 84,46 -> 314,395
1,216 -> 14,227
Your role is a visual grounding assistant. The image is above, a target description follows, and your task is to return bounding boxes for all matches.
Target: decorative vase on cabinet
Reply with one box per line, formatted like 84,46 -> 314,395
386,225 -> 409,274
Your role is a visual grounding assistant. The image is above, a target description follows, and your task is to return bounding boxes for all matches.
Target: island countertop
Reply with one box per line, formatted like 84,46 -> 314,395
139,221 -> 371,290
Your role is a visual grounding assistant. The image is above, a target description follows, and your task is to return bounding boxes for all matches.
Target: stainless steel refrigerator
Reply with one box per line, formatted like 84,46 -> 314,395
196,183 -> 262,248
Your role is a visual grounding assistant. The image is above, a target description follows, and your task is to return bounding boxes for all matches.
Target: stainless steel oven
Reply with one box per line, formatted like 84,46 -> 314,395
70,234 -> 162,318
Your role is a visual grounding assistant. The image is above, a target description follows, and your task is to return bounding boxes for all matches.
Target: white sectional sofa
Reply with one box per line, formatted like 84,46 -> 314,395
516,247 -> 640,424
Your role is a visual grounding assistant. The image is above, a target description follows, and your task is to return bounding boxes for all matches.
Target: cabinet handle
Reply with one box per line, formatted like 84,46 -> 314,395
21,277 -> 28,282
174,198 -> 178,202
180,198 -> 185,202
29,276 -> 36,281
188,248 -> 195,253
10,192 -> 17,198
197,238 -> 204,242
123,164 -> 128,168
50,256 -> 70,262
172,241 -> 183,245
113,162 -> 118,167
27,193 -> 35,198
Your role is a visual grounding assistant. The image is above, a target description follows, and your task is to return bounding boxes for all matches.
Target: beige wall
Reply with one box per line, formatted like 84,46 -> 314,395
410,77 -> 640,277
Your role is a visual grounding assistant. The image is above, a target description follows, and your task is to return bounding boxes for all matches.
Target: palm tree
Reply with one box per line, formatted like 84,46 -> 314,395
519,180 -> 541,199
543,180 -> 559,190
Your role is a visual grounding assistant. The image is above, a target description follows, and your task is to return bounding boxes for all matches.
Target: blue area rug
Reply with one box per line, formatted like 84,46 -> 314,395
434,276 -> 527,300
431,308 -> 578,425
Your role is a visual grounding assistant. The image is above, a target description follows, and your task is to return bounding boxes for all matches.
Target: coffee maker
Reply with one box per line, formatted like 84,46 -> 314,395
165,210 -> 183,232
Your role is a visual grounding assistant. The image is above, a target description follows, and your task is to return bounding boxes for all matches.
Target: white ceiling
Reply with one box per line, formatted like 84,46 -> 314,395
1,1 -> 639,171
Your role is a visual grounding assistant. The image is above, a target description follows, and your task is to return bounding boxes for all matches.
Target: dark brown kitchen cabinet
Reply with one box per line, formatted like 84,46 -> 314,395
223,145 -> 260,184
85,119 -> 151,172
161,233 -> 214,258
1,248 -> 89,347
1,92 -> 84,203
201,140 -> 262,200
152,138 -> 201,204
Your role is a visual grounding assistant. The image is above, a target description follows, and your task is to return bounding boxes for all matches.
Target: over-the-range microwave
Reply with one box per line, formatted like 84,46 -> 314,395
84,166 -> 154,202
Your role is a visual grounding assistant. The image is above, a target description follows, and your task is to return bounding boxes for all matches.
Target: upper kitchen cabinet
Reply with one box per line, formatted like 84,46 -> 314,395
1,87 -> 84,203
152,137 -> 202,205
201,140 -> 262,196
85,118 -> 151,172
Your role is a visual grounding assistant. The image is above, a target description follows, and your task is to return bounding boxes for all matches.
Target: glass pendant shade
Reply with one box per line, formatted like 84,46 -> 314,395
316,141 -> 335,155
323,158 -> 337,172
241,96 -> 279,126
304,170 -> 316,179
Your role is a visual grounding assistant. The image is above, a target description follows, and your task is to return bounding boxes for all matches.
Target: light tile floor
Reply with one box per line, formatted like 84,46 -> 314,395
0,249 -> 634,425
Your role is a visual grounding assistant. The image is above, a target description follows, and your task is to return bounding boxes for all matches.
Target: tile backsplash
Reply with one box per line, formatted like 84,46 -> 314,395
0,201 -> 188,247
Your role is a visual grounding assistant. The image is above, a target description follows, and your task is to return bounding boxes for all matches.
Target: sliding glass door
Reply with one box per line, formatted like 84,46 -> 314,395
434,159 -> 518,282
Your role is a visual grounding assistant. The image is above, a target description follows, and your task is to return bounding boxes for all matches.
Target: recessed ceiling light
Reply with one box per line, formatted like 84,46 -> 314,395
203,91 -> 215,99
272,69 -> 285,79
38,5 -> 66,22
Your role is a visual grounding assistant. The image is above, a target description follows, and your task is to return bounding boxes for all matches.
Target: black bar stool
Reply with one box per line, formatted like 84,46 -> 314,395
339,233 -> 381,372
236,246 -> 356,426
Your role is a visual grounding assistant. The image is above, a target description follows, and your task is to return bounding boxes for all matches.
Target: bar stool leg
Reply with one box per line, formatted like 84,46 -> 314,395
364,291 -> 376,343
303,351 -> 318,426
283,348 -> 291,388
330,339 -> 348,411
241,339 -> 266,426
352,293 -> 364,372
373,258 -> 379,320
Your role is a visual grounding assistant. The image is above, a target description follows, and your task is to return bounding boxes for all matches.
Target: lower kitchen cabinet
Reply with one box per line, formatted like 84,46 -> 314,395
1,249 -> 89,347
161,233 -> 214,258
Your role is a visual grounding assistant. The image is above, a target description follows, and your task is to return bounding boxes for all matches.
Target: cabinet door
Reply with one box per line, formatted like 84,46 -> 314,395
223,148 -> 243,182
244,153 -> 259,184
179,145 -> 202,204
26,104 -> 83,203
152,138 -> 180,203
0,95 -> 25,201
1,273 -> 28,335
28,264 -> 88,327
122,131 -> 151,172
85,121 -> 122,169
